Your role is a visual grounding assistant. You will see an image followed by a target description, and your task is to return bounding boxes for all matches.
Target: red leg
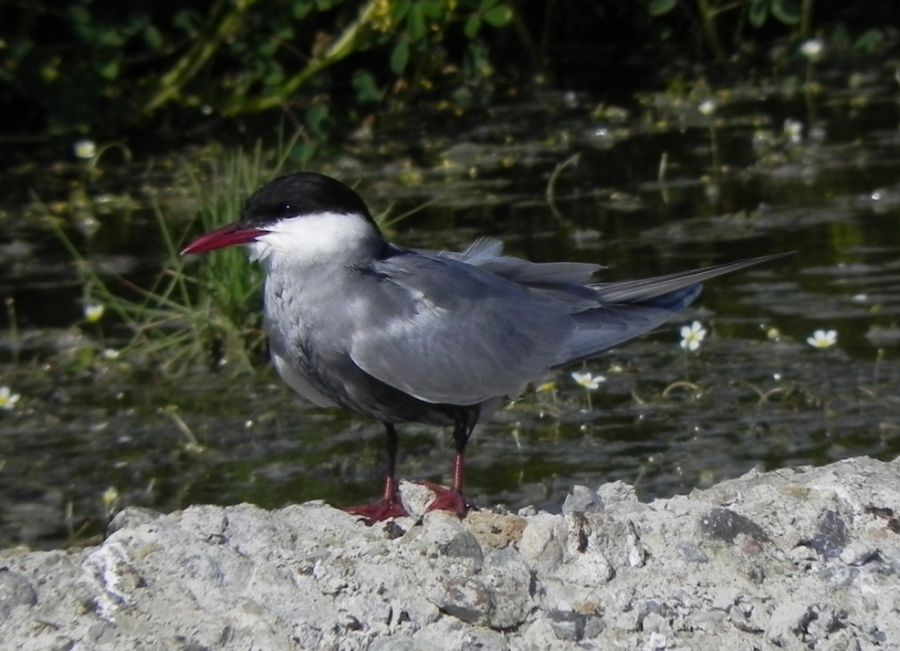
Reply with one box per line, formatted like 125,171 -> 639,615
423,450 -> 470,517
424,420 -> 474,517
345,423 -> 409,522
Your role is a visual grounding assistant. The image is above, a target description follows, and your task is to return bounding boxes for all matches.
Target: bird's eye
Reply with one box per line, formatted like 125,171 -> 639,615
281,203 -> 293,213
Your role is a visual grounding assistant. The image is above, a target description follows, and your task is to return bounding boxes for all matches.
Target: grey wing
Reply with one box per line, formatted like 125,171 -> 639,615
349,253 -> 573,405
589,253 -> 791,303
560,252 -> 794,364
431,237 -> 604,286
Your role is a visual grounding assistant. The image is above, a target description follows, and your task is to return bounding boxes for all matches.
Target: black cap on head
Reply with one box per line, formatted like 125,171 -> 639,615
240,173 -> 377,228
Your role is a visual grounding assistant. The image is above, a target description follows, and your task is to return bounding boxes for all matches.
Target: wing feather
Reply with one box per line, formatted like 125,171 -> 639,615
349,253 -> 572,405
349,247 -> 790,402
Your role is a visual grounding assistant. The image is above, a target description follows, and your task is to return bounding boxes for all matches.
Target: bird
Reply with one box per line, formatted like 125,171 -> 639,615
182,172 -> 788,522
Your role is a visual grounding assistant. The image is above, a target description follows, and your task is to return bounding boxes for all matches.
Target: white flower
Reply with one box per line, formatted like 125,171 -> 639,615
101,348 -> 120,360
698,99 -> 717,116
806,329 -> 837,350
0,386 -> 21,411
571,371 -> 606,390
783,118 -> 804,144
800,39 -> 824,61
84,303 -> 105,323
680,321 -> 707,351
73,139 -> 97,160
102,486 -> 120,508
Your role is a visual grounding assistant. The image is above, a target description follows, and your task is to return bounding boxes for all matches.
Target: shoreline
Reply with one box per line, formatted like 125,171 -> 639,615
2,455 -> 898,650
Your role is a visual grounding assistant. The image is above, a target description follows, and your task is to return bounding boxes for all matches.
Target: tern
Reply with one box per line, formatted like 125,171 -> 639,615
183,172 -> 786,521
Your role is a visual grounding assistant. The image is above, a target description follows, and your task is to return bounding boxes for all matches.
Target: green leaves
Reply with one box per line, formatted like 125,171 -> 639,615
2,0 -> 523,133
746,0 -> 800,28
390,40 -> 409,75
407,2 -> 427,41
748,0 -> 768,27
853,28 -> 885,54
352,70 -> 384,103
484,4 -> 513,27
648,0 -> 677,17
769,0 -> 800,26
465,0 -> 514,38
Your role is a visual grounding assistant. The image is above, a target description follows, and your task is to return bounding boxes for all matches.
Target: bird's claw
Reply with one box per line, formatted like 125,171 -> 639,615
344,499 -> 409,524
420,481 -> 472,518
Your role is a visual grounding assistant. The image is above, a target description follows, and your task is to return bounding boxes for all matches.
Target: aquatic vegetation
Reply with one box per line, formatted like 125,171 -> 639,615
800,38 -> 825,61
571,371 -> 606,391
783,118 -> 804,144
807,329 -> 837,350
48,138 -> 306,375
0,386 -> 21,411
83,303 -> 105,323
680,321 -> 708,352
5,47 -> 900,548
101,486 -> 120,517
571,371 -> 606,410
73,139 -> 97,160
101,348 -> 121,360
698,99 -> 717,117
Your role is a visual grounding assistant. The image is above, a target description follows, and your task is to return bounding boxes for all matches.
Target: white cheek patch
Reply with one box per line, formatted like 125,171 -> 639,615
248,212 -> 376,269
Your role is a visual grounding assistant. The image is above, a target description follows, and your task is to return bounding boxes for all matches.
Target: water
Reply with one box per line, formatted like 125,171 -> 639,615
2,69 -> 899,549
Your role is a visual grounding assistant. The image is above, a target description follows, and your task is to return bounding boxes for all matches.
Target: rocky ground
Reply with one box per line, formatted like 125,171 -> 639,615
1,456 -> 898,650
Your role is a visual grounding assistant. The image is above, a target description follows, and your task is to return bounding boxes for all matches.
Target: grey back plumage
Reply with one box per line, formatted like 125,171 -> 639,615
349,251 -> 573,405
342,243 -> 787,409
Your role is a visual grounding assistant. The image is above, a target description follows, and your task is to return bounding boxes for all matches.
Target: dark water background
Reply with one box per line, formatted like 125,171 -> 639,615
2,68 -> 899,548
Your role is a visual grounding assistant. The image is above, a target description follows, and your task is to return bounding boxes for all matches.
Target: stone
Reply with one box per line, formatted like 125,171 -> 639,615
0,456 -> 897,650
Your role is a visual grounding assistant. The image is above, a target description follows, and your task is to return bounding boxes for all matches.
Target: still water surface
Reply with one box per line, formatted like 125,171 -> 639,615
1,72 -> 899,548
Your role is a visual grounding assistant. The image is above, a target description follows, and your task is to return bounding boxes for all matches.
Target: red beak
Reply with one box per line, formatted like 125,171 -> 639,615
181,223 -> 267,255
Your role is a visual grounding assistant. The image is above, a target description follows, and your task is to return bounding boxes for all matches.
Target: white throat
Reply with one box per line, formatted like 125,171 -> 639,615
247,211 -> 379,270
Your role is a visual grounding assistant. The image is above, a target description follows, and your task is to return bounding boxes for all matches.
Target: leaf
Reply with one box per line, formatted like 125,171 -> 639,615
99,59 -> 120,81
292,1 -> 314,20
648,0 -> 677,17
173,10 -> 201,37
352,70 -> 384,103
390,1 -> 410,23
421,0 -> 445,20
407,2 -> 426,41
853,29 -> 884,54
770,0 -> 800,25
748,0 -> 768,28
390,40 -> 409,75
292,141 -> 318,169
305,104 -> 332,138
483,5 -> 514,27
464,15 -> 481,39
263,62 -> 284,87
143,24 -> 164,50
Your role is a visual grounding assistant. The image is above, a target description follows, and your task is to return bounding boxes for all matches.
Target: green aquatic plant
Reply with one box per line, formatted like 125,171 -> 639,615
47,131 -> 419,377
0,386 -> 21,411
647,0 -> 813,61
48,136 -> 304,375
571,370 -> 605,411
